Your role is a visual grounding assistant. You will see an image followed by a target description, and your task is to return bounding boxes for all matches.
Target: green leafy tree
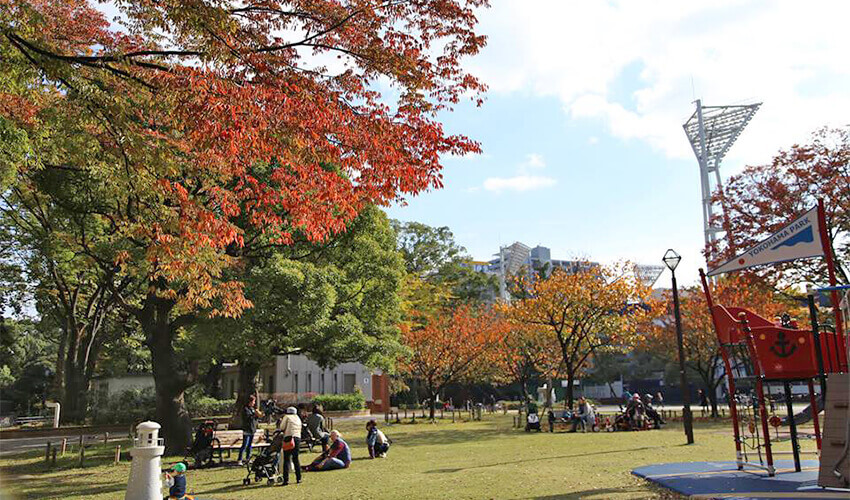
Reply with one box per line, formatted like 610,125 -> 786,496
197,207 -> 406,412
392,220 -> 497,304
0,318 -> 57,413
0,177 -> 134,422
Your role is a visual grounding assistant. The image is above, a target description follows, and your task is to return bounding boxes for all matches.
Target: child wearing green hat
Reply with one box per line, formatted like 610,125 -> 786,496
164,462 -> 192,500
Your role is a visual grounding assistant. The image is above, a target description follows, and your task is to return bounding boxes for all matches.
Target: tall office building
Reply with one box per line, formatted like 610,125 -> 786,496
464,243 -> 663,300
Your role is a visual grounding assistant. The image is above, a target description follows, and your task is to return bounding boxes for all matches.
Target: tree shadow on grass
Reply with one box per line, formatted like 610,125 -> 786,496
527,483 -> 679,499
425,444 -> 681,474
390,426 -> 507,447
198,468 -> 348,496
7,478 -> 126,499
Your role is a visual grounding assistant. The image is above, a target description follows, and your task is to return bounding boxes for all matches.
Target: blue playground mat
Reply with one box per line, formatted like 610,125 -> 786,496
632,460 -> 850,499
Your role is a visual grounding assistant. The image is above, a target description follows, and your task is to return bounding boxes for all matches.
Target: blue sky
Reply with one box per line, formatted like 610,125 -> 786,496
386,0 -> 850,285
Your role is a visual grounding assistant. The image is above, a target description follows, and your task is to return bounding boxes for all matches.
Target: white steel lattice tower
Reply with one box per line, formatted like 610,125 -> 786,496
683,100 -> 760,257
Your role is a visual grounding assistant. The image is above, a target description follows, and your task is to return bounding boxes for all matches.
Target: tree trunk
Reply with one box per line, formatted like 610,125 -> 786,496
429,393 -> 437,420
202,361 -> 224,399
519,374 -> 529,402
62,364 -> 88,423
142,294 -> 192,454
232,360 -> 261,427
565,372 -> 575,408
697,369 -> 720,418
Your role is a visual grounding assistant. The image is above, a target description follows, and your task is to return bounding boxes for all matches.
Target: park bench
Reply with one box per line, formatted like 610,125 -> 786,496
212,429 -> 270,462
548,410 -> 601,432
549,410 -> 573,432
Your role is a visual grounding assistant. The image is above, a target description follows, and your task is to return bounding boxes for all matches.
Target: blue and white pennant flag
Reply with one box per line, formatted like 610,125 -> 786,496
707,206 -> 824,277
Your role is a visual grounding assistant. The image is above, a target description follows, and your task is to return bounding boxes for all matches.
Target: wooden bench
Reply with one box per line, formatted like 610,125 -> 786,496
212,429 -> 270,461
547,410 -> 602,432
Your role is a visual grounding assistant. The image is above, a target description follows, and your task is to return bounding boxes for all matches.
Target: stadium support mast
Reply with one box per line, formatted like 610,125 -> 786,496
683,100 -> 760,259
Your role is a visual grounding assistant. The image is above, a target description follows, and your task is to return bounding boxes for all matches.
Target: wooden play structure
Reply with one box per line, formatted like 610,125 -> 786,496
818,289 -> 850,488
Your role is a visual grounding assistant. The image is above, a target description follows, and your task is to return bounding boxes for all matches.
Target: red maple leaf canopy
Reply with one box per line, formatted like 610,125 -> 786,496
4,0 -> 488,314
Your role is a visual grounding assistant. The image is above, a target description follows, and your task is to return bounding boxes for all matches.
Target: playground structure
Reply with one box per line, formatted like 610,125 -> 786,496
696,200 -> 849,490
700,271 -> 847,478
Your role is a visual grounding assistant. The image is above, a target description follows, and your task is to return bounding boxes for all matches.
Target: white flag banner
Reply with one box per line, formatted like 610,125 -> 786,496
707,206 -> 824,277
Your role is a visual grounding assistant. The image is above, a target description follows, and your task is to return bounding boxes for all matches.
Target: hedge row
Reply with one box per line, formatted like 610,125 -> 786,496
311,393 -> 365,411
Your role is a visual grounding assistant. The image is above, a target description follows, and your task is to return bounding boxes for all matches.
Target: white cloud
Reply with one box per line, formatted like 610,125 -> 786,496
483,175 -> 557,193
522,153 -> 546,170
469,0 -> 850,167
482,152 -> 556,193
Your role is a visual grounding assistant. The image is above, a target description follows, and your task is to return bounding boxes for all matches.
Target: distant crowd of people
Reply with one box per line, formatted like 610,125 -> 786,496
524,390 -> 668,434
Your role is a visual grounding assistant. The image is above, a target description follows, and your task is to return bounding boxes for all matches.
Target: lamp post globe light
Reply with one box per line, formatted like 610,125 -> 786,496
663,249 -> 694,445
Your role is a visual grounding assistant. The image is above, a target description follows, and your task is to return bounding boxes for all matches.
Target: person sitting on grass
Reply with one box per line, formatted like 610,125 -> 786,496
570,397 -> 595,432
303,430 -> 351,471
164,462 -> 194,500
625,393 -> 645,429
366,420 -> 390,458
306,405 -> 330,453
644,397 -> 665,429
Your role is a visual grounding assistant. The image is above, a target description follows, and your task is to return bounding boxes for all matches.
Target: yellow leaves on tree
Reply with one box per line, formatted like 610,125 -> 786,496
492,324 -> 563,400
503,263 -> 655,406
400,304 -> 508,418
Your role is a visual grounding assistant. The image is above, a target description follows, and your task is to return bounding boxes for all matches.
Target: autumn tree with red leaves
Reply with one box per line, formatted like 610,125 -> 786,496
712,127 -> 849,285
641,274 -> 795,417
401,305 -> 506,419
2,0 -> 488,450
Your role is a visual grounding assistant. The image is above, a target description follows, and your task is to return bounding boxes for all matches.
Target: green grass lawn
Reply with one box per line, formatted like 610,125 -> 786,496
0,414 -> 812,499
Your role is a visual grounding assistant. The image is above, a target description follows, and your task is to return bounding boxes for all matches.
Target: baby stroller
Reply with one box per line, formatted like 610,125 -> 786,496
186,420 -> 219,468
525,412 -> 542,432
242,431 -> 284,486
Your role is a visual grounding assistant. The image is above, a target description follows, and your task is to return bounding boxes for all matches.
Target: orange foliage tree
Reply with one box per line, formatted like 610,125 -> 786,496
642,274 -> 794,417
400,305 -> 507,419
492,324 -> 562,401
503,264 -> 655,407
3,0 -> 488,450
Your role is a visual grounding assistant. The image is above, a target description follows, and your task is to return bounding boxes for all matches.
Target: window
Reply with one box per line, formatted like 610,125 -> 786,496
229,379 -> 235,398
320,371 -> 326,393
306,373 -> 312,393
268,374 -> 275,395
293,373 -> 299,394
343,373 -> 356,394
333,373 -> 338,394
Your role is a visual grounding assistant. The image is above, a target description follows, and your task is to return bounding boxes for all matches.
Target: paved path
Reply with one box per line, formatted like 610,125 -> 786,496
0,432 -> 124,457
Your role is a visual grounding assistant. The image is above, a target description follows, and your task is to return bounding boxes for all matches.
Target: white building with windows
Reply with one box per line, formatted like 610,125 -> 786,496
220,355 -> 390,412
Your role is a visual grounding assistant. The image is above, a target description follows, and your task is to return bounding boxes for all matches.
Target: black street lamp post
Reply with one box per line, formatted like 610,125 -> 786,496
663,249 -> 694,444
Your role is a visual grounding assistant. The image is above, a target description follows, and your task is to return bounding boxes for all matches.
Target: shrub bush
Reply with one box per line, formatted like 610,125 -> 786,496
90,387 -> 156,425
311,392 -> 365,411
186,396 -> 236,417
90,387 -> 236,423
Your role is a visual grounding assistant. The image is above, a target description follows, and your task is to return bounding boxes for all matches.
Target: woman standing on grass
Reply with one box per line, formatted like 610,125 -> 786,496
279,406 -> 302,486
237,395 -> 261,465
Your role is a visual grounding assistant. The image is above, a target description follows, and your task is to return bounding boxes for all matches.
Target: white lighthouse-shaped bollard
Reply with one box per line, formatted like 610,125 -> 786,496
125,421 -> 165,500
